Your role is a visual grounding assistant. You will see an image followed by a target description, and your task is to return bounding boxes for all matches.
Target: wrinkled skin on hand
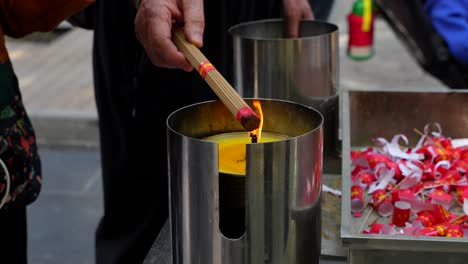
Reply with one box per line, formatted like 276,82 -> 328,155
135,0 -> 203,72
135,0 -> 314,71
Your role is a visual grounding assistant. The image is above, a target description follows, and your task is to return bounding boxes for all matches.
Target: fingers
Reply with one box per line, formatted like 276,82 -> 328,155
135,0 -> 193,71
182,0 -> 205,47
283,0 -> 315,38
285,6 -> 301,38
149,15 -> 194,71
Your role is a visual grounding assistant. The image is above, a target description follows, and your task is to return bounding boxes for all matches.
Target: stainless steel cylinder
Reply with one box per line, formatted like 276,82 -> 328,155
229,19 -> 339,159
167,99 -> 323,264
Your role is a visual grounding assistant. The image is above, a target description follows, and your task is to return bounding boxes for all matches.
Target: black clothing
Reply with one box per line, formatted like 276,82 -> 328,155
0,207 -> 27,264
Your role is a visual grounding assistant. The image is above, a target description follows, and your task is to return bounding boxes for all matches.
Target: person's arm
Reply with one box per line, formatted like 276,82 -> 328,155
134,0 -> 314,71
425,0 -> 468,64
0,0 -> 95,38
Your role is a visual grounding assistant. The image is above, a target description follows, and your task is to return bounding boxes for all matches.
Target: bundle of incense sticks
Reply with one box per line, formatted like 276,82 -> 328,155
172,28 -> 260,132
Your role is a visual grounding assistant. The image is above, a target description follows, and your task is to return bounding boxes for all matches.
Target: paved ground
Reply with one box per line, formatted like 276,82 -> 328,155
4,2 -> 452,263
28,146 -> 101,264
5,26 -> 96,114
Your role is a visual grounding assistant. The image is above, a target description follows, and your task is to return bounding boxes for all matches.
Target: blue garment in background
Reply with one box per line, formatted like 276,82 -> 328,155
425,0 -> 468,64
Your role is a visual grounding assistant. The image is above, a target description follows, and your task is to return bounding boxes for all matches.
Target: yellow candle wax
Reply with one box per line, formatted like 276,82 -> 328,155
203,132 -> 289,175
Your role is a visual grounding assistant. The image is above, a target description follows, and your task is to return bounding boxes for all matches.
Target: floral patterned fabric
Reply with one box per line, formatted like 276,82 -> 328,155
0,62 -> 41,210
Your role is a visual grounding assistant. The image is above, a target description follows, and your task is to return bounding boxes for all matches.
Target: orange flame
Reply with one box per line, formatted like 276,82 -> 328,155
252,100 -> 263,141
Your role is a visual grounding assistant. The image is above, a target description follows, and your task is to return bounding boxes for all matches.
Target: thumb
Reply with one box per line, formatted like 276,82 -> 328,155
182,0 -> 205,47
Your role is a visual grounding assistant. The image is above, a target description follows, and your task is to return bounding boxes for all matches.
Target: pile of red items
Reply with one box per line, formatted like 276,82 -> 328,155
351,123 -> 468,237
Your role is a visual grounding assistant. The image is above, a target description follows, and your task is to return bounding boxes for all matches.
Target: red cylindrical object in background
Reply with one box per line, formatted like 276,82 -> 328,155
392,201 -> 411,227
372,189 -> 393,217
347,0 -> 375,60
351,185 -> 365,212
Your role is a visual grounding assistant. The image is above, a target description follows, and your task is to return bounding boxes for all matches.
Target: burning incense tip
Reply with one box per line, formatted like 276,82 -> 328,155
237,107 -> 260,131
250,133 -> 258,143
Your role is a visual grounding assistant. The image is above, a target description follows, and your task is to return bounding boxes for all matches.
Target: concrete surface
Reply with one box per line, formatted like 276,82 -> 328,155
28,146 -> 102,264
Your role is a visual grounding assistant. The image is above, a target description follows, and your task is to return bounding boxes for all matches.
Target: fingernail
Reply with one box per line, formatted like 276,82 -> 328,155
192,32 -> 203,46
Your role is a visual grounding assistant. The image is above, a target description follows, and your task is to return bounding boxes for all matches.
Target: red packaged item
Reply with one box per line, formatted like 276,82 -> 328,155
416,146 -> 433,160
391,189 -> 415,203
392,201 -> 411,227
351,185 -> 365,212
363,223 -> 385,234
438,170 -> 462,185
456,186 -> 468,204
427,189 -> 453,209
437,138 -> 454,151
416,211 -> 437,227
386,183 -> 396,192
351,147 -> 373,160
359,172 -> 377,187
451,159 -> 468,173
417,224 -> 447,236
386,161 -> 403,181
351,165 -> 367,182
432,204 -> 451,224
372,189 -> 393,217
421,161 -> 435,181
364,153 -> 391,169
433,146 -> 452,163
446,224 -> 464,238
434,159 -> 452,177
410,183 -> 425,194
457,148 -> 468,160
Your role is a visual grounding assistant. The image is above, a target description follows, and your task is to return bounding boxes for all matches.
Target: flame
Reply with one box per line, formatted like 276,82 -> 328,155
251,100 -> 263,141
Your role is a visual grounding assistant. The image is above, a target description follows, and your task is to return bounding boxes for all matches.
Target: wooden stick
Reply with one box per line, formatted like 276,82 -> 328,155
172,28 -> 260,132
358,181 -> 404,233
413,128 -> 424,137
359,207 -> 374,233
362,180 -> 404,209
449,214 -> 466,224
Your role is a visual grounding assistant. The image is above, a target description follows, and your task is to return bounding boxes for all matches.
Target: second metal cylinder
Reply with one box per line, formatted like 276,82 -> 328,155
229,19 -> 339,161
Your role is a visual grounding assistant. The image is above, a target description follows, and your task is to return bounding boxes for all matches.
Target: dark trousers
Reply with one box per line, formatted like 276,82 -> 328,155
0,207 -> 28,264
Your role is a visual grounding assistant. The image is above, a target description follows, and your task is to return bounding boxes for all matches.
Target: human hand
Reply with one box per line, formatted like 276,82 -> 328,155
283,0 -> 314,38
134,0 -> 204,71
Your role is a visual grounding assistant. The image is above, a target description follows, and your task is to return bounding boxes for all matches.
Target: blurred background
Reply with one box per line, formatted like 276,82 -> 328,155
4,1 -> 446,263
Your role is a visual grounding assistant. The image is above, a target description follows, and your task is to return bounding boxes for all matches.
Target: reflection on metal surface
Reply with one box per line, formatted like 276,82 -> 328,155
229,19 -> 339,159
167,99 -> 323,263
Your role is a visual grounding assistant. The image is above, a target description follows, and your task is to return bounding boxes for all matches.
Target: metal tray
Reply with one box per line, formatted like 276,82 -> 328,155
340,88 -> 468,263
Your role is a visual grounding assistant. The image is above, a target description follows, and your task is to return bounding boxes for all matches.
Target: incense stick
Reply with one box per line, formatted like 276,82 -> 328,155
172,28 -> 260,132
413,128 -> 424,137
359,207 -> 374,233
359,180 -> 404,233
450,214 -> 466,224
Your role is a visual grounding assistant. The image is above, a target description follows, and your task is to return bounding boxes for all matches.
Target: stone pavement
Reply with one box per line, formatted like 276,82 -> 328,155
3,2 -> 450,263
28,146 -> 101,264
5,26 -> 95,113
5,26 -> 99,147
